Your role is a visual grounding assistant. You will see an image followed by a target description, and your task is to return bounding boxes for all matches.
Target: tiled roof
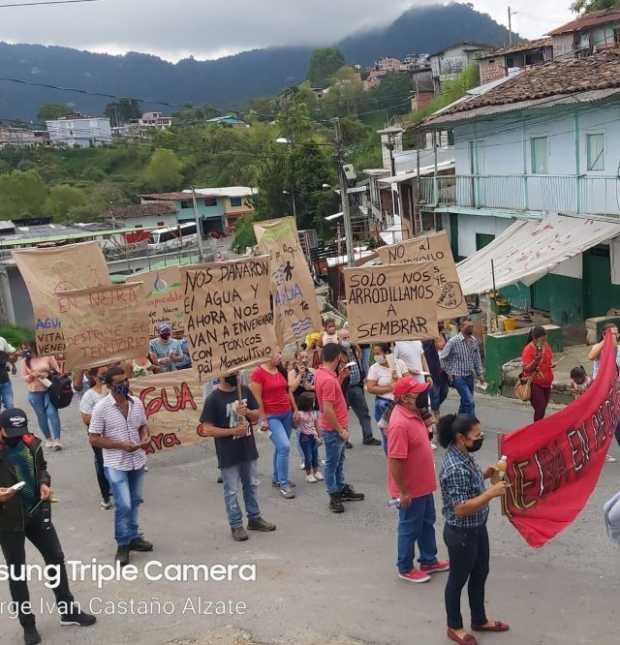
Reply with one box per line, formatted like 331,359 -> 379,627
141,192 -> 192,202
106,202 -> 176,220
431,50 -> 620,117
478,38 -> 553,59
548,9 -> 620,36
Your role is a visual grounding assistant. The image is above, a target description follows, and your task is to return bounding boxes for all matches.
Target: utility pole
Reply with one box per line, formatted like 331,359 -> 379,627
508,6 -> 513,47
335,117 -> 355,267
191,186 -> 206,262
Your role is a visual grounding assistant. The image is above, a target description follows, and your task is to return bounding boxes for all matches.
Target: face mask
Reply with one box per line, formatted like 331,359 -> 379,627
463,329 -> 473,337
22,350 -> 32,360
341,341 -> 351,349
112,381 -> 130,399
160,333 -> 171,341
224,374 -> 238,388
4,436 -> 22,448
375,355 -> 386,365
466,436 -> 484,453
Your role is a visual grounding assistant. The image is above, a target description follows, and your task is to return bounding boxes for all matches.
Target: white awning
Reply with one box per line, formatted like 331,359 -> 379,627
457,214 -> 620,295
378,160 -> 455,185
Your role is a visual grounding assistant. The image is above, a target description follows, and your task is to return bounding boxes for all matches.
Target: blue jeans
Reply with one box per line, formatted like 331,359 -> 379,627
268,411 -> 293,486
323,430 -> 346,495
299,434 -> 319,472
27,391 -> 61,440
397,493 -> 439,573
429,376 -> 450,414
452,375 -> 476,417
220,460 -> 261,529
0,381 -> 14,410
105,467 -> 145,546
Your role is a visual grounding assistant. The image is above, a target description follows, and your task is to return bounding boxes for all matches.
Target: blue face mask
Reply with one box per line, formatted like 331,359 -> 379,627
112,381 -> 130,399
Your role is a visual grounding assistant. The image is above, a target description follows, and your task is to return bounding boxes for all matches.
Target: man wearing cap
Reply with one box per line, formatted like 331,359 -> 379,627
0,408 -> 96,645
148,322 -> 184,373
387,376 -> 449,584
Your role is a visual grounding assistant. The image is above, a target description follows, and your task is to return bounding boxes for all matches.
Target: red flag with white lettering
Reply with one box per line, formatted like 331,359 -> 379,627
500,331 -> 620,548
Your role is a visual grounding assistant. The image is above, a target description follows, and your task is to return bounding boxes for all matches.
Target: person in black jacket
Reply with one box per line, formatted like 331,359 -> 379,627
0,408 -> 96,645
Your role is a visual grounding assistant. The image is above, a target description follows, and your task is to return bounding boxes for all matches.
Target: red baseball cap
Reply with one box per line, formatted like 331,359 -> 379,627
393,375 -> 430,398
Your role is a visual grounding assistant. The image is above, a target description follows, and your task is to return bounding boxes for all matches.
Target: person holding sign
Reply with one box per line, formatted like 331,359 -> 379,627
88,367 -> 152,567
438,414 -> 510,645
315,343 -> 365,514
148,322 -> 183,373
251,351 -> 299,500
199,374 -> 277,542
439,320 -> 485,418
366,344 -> 409,454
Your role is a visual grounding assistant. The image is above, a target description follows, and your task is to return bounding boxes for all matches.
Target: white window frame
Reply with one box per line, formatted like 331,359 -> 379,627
530,136 -> 548,175
586,132 -> 605,172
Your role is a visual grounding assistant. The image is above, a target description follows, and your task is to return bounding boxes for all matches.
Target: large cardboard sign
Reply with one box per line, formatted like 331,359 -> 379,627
500,331 -> 620,548
343,263 -> 439,343
254,217 -> 322,345
13,242 -> 111,356
376,231 -> 468,319
59,283 -> 150,369
132,370 -> 204,454
139,266 -> 185,337
183,256 -> 276,382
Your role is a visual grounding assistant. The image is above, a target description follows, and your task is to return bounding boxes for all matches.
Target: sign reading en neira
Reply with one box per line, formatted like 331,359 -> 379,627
182,256 -> 276,382
375,230 -> 468,319
13,242 -> 111,356
343,263 -> 439,343
139,266 -> 185,337
58,283 -> 150,369
132,370 -> 205,454
253,217 -> 323,346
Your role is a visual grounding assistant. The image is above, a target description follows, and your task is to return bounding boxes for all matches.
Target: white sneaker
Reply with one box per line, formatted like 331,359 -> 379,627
306,474 -> 317,483
314,471 -> 324,481
606,455 -> 617,463
100,500 -> 113,510
44,440 -> 54,450
299,461 -> 306,470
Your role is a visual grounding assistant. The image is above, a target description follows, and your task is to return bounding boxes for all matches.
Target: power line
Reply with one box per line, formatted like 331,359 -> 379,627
0,0 -> 100,7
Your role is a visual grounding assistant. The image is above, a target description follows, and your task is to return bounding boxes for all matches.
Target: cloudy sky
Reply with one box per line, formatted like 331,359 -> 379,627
0,0 -> 574,62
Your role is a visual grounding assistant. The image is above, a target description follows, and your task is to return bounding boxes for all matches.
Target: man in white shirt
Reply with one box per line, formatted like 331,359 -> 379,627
394,341 -> 429,384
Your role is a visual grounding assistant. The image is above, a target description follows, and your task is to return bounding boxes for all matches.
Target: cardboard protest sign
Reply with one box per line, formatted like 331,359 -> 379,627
132,370 -> 204,454
376,230 -> 467,319
343,263 -> 439,343
500,331 -> 620,548
13,242 -> 111,356
139,266 -> 185,337
58,283 -> 150,369
183,256 -> 276,382
253,217 -> 322,346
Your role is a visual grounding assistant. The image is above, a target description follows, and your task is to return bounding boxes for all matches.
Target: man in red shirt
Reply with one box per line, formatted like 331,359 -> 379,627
315,343 -> 365,513
387,376 -> 449,583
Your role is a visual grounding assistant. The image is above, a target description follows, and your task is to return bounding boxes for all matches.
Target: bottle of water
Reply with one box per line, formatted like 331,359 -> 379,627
387,498 -> 401,509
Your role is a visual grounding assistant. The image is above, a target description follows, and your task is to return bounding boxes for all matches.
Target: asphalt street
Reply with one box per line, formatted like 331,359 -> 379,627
0,377 -> 618,645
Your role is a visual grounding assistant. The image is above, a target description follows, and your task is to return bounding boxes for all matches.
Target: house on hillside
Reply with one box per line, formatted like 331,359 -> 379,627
478,38 -> 553,84
46,116 -> 112,148
205,114 -> 249,128
139,112 -> 174,129
429,42 -> 496,94
419,50 -> 620,327
0,126 -> 37,148
410,66 -> 435,112
550,9 -> 620,58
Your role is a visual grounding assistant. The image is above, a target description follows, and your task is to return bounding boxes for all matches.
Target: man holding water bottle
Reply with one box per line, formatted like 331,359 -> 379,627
387,376 -> 449,584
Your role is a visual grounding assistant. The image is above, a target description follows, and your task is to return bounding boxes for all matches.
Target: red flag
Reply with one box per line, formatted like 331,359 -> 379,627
500,331 -> 620,548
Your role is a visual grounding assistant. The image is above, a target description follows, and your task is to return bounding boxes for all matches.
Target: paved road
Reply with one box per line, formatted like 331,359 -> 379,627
0,378 -> 619,645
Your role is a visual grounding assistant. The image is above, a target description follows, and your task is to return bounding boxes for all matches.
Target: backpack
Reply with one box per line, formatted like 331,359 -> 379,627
48,372 -> 74,409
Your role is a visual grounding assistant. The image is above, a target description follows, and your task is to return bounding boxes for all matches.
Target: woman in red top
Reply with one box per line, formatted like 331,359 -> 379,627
521,326 -> 554,422
251,349 -> 299,499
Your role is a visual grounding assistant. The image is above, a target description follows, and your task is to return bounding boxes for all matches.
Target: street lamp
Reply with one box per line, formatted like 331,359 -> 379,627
276,137 -> 297,220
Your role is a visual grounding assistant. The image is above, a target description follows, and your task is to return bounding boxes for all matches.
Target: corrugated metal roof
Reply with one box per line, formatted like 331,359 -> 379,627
378,160 -> 455,184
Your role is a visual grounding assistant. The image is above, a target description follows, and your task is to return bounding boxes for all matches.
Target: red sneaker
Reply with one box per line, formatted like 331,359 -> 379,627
420,560 -> 450,574
398,569 -> 431,583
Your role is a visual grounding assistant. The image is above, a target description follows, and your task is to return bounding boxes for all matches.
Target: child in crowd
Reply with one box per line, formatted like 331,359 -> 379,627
321,319 -> 339,347
296,392 -> 323,483
570,365 -> 592,399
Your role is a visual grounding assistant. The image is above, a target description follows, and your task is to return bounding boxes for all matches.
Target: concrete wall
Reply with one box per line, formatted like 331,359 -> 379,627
457,214 -> 513,257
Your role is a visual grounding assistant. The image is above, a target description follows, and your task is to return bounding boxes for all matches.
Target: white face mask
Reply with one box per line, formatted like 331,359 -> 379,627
375,354 -> 387,365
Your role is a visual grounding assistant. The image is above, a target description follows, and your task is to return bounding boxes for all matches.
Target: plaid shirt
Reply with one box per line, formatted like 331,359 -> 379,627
440,445 -> 489,528
439,333 -> 483,379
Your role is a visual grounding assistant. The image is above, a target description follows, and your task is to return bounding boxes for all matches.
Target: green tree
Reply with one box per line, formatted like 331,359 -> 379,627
37,104 -> 72,122
45,184 -> 87,221
104,98 -> 143,126
0,169 -> 47,218
143,148 -> 184,192
571,0 -> 619,12
307,48 -> 346,88
373,72 -> 413,118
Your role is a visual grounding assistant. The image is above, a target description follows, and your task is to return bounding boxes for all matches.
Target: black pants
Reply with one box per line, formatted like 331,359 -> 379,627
0,506 -> 74,627
443,523 -> 489,630
93,444 -> 111,502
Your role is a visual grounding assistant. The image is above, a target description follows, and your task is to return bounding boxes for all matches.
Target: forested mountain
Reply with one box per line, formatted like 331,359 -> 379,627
0,3 -> 515,120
